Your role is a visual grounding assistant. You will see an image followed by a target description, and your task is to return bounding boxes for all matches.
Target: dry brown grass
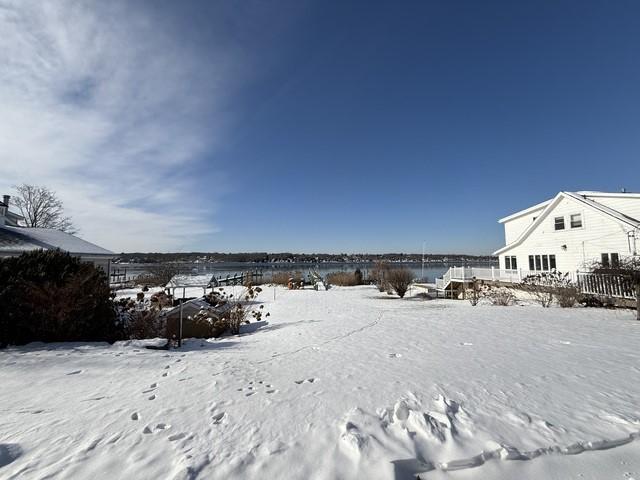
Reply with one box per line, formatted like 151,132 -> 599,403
270,271 -> 303,286
326,271 -> 361,286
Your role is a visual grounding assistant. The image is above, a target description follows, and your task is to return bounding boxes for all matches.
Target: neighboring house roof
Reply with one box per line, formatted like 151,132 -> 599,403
0,203 -> 26,227
494,191 -> 640,255
0,225 -> 114,256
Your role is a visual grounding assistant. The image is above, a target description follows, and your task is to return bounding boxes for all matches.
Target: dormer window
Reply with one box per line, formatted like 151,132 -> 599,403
570,213 -> 582,229
554,216 -> 565,230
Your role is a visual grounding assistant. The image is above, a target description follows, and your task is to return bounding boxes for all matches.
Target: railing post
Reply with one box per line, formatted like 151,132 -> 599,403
518,268 -> 522,282
491,266 -> 495,281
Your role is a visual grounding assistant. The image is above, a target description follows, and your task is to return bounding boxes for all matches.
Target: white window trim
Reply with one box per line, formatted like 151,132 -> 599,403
569,211 -> 585,230
553,215 -> 566,231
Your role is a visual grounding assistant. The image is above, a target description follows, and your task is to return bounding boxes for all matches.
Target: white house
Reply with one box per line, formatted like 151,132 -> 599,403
493,191 -> 640,274
0,194 -> 115,277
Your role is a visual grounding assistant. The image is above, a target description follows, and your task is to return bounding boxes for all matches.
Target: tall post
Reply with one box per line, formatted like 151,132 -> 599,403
491,266 -> 495,281
178,299 -> 183,348
421,241 -> 425,282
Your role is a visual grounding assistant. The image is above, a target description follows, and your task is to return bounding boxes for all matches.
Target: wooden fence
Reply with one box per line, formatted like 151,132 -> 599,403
577,272 -> 636,299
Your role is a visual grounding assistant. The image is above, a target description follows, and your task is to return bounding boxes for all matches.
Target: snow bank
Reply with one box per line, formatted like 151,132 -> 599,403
1,285 -> 639,479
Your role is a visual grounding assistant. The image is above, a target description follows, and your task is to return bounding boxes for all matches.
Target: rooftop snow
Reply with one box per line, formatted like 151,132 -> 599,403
0,225 -> 113,255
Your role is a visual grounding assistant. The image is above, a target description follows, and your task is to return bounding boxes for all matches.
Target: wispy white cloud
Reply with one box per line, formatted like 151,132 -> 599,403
0,0 -> 242,251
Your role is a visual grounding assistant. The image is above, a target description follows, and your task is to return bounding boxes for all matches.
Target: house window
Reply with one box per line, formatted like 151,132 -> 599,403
504,256 -> 517,270
542,255 -> 549,271
611,253 -> 619,267
535,255 -> 542,270
549,255 -> 556,270
529,255 -> 534,270
570,213 -> 582,229
601,253 -> 610,268
554,216 -> 565,230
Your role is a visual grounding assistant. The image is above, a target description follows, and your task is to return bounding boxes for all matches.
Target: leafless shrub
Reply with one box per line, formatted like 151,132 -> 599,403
370,261 -> 391,292
210,286 -> 269,335
387,268 -> 413,298
486,286 -> 516,306
125,309 -> 165,339
136,264 -> 182,287
520,271 -> 574,308
555,286 -> 581,308
465,278 -> 483,306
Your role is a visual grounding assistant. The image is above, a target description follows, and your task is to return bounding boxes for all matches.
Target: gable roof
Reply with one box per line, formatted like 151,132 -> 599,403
494,191 -> 640,255
0,225 -> 114,256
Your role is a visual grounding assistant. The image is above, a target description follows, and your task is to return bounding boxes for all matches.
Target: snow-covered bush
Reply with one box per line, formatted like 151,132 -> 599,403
387,268 -> 413,298
0,250 -> 118,346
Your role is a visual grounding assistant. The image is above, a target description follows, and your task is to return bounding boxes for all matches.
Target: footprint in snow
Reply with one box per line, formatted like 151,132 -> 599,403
212,412 -> 225,424
148,394 -> 156,401
388,353 -> 402,358
66,370 -> 83,375
131,412 -> 140,421
168,433 -> 186,442
459,342 -> 473,346
295,378 -> 318,384
162,372 -> 168,377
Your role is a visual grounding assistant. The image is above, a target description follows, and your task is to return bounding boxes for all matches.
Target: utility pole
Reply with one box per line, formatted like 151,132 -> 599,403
421,241 -> 426,282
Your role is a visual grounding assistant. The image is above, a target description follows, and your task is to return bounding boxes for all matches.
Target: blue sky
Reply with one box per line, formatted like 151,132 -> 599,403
1,1 -> 639,254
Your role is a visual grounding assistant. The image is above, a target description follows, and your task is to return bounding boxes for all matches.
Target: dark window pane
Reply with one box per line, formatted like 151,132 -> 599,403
542,255 -> 549,270
511,256 -> 517,269
549,255 -> 556,270
529,255 -> 535,270
554,217 -> 565,230
611,253 -> 619,267
570,214 -> 582,228
505,256 -> 511,269
601,253 -> 609,267
535,255 -> 542,270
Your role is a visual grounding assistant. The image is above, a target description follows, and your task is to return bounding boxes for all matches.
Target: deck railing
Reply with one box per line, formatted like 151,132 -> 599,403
436,266 -> 578,290
577,272 -> 636,299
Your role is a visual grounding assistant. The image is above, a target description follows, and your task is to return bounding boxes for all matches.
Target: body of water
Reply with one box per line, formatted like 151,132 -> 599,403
111,261 -> 497,284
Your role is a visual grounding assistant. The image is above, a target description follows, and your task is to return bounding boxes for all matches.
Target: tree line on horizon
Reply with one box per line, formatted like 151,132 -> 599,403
114,252 -> 497,264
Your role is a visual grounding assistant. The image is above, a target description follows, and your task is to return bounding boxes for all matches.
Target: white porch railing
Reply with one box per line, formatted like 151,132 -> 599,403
577,272 -> 636,299
435,266 -> 578,291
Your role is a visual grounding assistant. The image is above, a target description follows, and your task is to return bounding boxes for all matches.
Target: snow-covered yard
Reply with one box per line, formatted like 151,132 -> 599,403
1,285 -> 639,480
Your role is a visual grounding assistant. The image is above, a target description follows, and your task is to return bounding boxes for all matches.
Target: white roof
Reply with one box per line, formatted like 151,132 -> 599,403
166,273 -> 218,288
0,225 -> 113,256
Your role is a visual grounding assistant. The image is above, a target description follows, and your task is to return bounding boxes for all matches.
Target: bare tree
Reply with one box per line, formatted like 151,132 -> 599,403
12,184 -> 76,233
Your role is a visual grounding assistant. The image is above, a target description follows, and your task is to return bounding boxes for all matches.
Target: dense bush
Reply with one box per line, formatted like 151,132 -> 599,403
387,268 -> 414,298
326,271 -> 361,286
0,249 -> 118,346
